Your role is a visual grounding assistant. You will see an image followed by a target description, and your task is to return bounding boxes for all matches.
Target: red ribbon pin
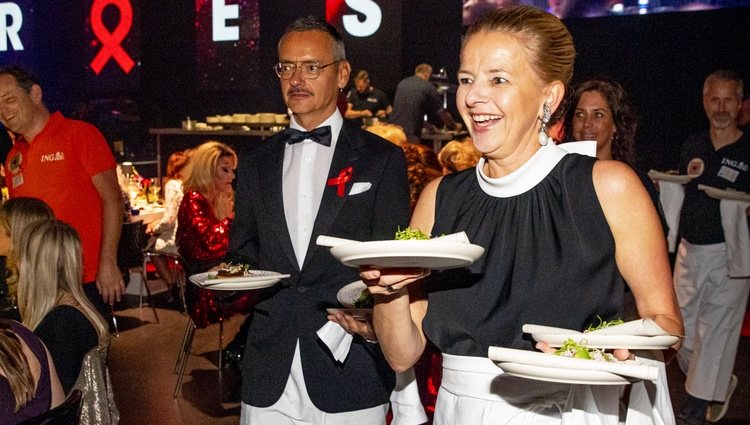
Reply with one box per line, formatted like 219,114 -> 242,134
90,0 -> 135,75
327,166 -> 353,197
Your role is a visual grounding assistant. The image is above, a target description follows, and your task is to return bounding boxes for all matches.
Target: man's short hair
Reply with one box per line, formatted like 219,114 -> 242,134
0,65 -> 39,93
280,15 -> 346,61
354,70 -> 370,82
703,69 -> 744,98
415,63 -> 432,76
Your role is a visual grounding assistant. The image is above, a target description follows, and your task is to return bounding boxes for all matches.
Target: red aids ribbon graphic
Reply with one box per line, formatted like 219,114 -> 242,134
327,166 -> 353,197
90,0 -> 135,75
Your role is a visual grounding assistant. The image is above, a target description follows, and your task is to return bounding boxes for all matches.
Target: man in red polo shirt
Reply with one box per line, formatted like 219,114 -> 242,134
0,65 -> 125,318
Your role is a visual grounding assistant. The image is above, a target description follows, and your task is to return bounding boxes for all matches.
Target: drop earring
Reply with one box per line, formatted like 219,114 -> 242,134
538,103 -> 551,146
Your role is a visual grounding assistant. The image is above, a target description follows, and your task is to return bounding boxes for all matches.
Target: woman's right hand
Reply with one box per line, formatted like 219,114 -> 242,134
360,266 -> 430,295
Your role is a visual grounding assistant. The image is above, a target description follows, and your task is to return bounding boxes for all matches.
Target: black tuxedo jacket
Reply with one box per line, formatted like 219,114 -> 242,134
227,123 -> 410,412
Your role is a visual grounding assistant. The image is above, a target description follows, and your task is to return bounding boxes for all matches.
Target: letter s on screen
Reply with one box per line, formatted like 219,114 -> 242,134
343,0 -> 381,38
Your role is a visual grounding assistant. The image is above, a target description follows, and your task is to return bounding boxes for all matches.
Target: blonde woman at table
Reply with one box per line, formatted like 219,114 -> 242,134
12,220 -> 108,394
146,150 -> 189,302
176,141 -> 254,329
357,7 -> 683,424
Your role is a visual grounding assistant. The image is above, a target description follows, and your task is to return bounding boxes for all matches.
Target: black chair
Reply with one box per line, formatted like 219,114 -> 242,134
117,220 -> 159,326
18,389 -> 82,425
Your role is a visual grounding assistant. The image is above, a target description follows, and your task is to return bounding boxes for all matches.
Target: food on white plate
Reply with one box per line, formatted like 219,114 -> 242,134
394,226 -> 431,240
353,289 -> 374,308
216,263 -> 251,277
554,338 -> 616,362
584,316 -> 624,333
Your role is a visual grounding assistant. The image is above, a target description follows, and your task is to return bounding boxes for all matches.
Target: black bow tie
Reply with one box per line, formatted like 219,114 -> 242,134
284,126 -> 332,147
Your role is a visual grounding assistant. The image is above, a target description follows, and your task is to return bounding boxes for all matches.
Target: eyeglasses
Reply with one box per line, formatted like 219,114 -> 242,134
274,60 -> 341,80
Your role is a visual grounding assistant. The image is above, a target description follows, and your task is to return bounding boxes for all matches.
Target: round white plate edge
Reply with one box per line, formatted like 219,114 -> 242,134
497,362 -> 631,385
531,333 -> 680,349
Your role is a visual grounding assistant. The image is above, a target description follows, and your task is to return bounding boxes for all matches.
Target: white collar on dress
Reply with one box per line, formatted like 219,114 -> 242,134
475,142 -> 568,198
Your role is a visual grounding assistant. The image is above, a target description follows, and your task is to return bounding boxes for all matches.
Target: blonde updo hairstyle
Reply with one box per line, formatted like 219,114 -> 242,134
465,6 -> 576,121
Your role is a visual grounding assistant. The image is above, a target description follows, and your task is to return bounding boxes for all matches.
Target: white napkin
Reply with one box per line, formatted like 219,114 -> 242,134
390,368 -> 428,425
432,231 -> 470,243
625,350 -> 675,425
720,199 -> 750,278
657,181 -> 685,253
316,321 -> 353,363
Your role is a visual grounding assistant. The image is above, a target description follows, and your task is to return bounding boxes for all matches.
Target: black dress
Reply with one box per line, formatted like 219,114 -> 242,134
423,143 -> 625,357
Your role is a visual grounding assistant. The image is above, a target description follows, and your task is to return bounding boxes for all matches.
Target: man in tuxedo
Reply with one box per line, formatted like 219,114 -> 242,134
226,16 -> 410,424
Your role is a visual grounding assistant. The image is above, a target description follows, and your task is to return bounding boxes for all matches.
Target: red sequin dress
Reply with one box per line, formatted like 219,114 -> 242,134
177,190 -> 253,328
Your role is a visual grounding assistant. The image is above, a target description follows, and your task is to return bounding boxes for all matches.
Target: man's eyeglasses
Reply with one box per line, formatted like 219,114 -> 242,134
274,60 -> 341,80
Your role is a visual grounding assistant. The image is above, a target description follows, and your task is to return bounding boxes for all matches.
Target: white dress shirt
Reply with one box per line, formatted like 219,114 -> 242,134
282,111 -> 343,269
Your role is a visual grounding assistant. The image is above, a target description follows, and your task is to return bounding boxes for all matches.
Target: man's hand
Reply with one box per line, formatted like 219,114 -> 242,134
96,261 -> 125,305
328,310 -> 377,342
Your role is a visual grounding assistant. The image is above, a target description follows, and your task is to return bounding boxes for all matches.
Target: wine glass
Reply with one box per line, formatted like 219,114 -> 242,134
148,179 -> 161,203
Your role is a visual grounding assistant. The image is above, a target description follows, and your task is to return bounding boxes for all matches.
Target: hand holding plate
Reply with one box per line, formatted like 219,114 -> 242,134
360,266 -> 430,294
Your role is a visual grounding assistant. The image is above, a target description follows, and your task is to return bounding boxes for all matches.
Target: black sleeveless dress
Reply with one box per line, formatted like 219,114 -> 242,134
423,144 -> 625,357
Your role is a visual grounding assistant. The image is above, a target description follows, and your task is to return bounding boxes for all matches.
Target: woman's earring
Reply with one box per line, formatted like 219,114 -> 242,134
538,103 -> 551,146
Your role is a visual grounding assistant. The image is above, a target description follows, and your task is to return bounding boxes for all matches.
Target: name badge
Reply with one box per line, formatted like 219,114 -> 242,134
717,165 -> 739,183
12,173 -> 23,189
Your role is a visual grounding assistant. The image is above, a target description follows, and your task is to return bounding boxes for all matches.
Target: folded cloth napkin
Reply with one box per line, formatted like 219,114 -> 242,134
625,350 -> 676,425
317,321 -> 427,425
720,199 -> 750,278
657,181 -> 685,253
317,321 -> 353,362
432,231 -> 470,243
390,368 -> 429,425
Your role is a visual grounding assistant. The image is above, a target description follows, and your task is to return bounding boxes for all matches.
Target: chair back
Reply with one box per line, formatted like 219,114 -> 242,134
117,220 -> 148,270
18,390 -> 82,425
71,340 -> 120,425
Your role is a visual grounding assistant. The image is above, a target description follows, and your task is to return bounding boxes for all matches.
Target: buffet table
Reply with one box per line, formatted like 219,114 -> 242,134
149,126 -> 284,178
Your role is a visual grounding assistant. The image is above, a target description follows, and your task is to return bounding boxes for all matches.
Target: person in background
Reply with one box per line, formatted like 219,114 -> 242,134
738,93 -> 750,130
362,7 -> 682,423
226,16 -> 410,424
12,220 -> 109,394
146,150 -> 189,303
563,78 -> 668,234
345,69 -> 392,125
176,141 -> 253,328
0,197 -> 55,307
365,122 -> 408,147
437,139 -> 481,174
390,64 -> 458,143
673,70 -> 750,425
0,66 -> 125,323
402,144 -> 443,211
0,318 -> 64,424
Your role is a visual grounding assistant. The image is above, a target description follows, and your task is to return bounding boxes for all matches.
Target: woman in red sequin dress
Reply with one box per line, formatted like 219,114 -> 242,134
177,141 -> 253,328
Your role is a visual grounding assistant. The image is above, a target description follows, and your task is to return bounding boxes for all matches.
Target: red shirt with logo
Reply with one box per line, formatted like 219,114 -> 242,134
4,112 -> 116,283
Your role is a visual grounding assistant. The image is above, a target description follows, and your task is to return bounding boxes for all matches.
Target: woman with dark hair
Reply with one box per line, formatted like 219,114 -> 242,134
564,78 -> 667,234
564,78 -> 637,164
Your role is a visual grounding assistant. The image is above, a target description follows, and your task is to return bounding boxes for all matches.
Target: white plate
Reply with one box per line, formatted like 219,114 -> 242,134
698,184 -> 750,202
497,362 -> 631,385
189,271 -> 289,291
487,346 -> 658,381
326,308 -> 372,320
337,280 -> 368,308
329,240 -> 485,269
647,170 -> 693,184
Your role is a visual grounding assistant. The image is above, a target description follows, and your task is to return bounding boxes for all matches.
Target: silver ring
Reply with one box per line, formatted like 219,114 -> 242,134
385,284 -> 396,292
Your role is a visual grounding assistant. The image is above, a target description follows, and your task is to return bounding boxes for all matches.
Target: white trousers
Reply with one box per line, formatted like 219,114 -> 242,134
674,240 -> 750,401
240,341 -> 388,425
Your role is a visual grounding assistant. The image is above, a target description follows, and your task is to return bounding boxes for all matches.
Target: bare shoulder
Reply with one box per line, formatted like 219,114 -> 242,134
592,159 -> 642,199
